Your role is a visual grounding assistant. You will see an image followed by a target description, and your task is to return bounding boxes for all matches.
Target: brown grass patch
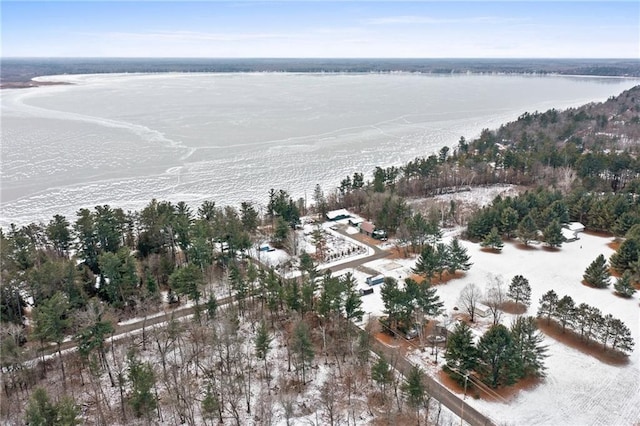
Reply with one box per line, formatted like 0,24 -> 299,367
386,246 -> 407,259
537,319 -> 629,366
409,271 -> 465,286
513,243 -> 538,251
580,279 -> 609,290
480,247 -> 503,254
432,270 -> 465,285
436,370 -> 542,402
345,231 -> 385,247
608,240 -> 621,251
374,331 -> 401,348
541,245 -> 561,252
612,291 -> 634,300
409,273 -> 426,284
501,300 -> 528,315
375,326 -> 426,353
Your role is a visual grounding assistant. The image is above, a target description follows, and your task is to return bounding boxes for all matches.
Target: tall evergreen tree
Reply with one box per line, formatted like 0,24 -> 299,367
573,303 -> 602,342
507,275 -> 532,307
201,384 -> 221,426
240,201 -> 259,232
480,226 -> 504,251
98,247 -> 139,309
380,277 -> 403,330
74,208 -> 100,273
169,263 -> 204,312
613,270 -> 636,297
516,214 -> 538,246
609,238 -> 640,273
447,237 -> 472,274
604,317 -> 635,354
543,220 -> 565,248
371,355 -> 393,396
291,321 -> 314,384
46,214 -> 72,258
537,290 -> 558,324
500,207 -> 519,239
434,243 -> 450,280
476,324 -> 520,388
24,387 -> 57,426
32,292 -> 71,385
127,351 -> 157,420
547,200 -> 570,225
583,254 -> 611,288
402,366 -> 428,423
554,295 -> 576,332
444,321 -> 477,384
411,278 -> 444,318
25,387 -> 80,426
510,316 -> 548,378
341,272 -> 364,323
255,320 -> 273,380
412,244 -> 439,281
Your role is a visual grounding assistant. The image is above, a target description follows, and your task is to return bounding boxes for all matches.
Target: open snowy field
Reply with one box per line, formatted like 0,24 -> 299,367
339,231 -> 639,426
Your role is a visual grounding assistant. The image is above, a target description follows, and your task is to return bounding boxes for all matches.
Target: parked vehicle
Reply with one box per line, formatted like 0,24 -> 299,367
372,229 -> 388,241
366,274 -> 385,286
359,288 -> 374,296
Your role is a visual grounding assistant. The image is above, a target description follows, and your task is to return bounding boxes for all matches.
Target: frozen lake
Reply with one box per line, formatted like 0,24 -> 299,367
1,72 -> 639,227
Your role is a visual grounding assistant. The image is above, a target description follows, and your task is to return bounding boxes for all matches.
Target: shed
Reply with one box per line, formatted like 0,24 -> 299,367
476,303 -> 491,318
361,221 -> 375,236
349,216 -> 365,227
326,209 -> 352,221
567,222 -> 585,233
562,228 -> 578,242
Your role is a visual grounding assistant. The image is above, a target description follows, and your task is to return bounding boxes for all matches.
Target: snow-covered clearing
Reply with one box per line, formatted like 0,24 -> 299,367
340,232 -> 639,426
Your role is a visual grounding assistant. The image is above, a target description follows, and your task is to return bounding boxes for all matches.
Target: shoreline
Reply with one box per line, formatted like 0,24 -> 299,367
0,79 -> 72,89
3,69 -> 637,91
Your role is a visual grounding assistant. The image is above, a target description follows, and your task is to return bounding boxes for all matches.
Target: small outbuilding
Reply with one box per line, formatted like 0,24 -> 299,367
475,303 -> 491,318
360,221 -> 376,236
562,222 -> 585,242
348,216 -> 365,227
562,228 -> 578,242
567,222 -> 585,233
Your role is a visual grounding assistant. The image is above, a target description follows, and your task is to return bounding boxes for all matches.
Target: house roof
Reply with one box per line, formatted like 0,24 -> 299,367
562,228 -> 577,240
361,221 -> 375,233
326,208 -> 352,220
567,222 -> 585,232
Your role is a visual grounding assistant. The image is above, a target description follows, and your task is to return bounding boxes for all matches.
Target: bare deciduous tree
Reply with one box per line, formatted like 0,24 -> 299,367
319,372 -> 342,426
457,283 -> 483,322
484,274 -> 506,325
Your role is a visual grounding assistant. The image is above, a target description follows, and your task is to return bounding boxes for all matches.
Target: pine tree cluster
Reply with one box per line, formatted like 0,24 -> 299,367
444,317 -> 547,389
537,291 -> 635,354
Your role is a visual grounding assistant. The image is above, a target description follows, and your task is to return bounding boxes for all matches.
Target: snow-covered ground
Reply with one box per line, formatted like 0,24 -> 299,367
126,207 -> 635,426
248,217 -> 375,277
339,232 -> 639,426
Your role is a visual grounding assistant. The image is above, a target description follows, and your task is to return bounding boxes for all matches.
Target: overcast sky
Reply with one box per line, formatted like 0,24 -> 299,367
2,1 -> 638,58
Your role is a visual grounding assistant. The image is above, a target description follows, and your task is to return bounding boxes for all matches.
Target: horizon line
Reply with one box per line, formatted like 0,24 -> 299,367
3,56 -> 639,60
